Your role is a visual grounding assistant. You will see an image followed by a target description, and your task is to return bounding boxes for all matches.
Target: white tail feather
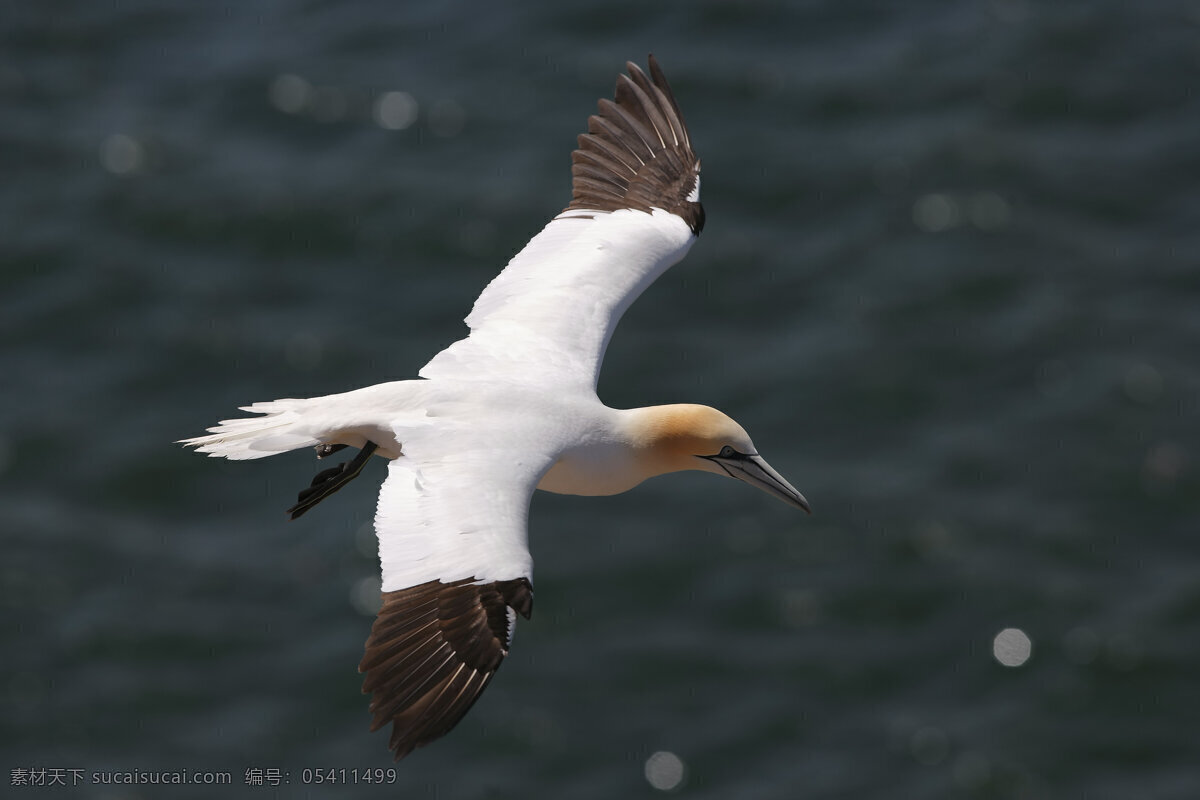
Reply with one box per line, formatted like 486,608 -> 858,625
179,380 -> 433,462
178,399 -> 319,460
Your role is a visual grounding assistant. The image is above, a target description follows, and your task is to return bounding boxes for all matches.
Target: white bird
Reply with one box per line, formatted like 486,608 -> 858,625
181,56 -> 809,761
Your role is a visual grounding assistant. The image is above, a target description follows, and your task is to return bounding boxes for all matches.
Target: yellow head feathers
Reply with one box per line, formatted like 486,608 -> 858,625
628,404 -> 755,469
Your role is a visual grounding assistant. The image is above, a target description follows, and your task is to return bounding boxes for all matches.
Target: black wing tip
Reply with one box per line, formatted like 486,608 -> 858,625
361,577 -> 533,760
634,53 -> 663,82
564,56 -> 704,235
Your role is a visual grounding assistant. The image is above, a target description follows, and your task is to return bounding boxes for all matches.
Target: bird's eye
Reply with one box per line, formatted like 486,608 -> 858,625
719,445 -> 737,458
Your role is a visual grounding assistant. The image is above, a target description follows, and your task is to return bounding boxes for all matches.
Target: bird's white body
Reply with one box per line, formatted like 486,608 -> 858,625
186,204 -> 700,592
181,57 -> 807,761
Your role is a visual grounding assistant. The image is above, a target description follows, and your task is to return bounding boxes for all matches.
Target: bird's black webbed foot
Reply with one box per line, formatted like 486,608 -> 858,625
287,441 -> 379,520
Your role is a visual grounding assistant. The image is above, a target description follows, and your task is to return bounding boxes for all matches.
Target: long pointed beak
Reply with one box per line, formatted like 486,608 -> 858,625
710,453 -> 811,513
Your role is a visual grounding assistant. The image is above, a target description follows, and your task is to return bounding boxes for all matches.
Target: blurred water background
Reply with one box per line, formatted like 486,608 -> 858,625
3,1 -> 1198,798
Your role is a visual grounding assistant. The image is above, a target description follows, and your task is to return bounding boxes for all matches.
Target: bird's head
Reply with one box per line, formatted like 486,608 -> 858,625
630,404 -> 810,512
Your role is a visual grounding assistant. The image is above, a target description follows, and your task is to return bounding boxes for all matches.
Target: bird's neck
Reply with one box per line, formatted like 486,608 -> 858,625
619,404 -> 727,479
536,404 -> 719,497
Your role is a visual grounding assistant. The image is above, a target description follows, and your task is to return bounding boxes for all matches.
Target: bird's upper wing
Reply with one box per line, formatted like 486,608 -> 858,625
419,56 -> 704,390
361,427 -> 555,760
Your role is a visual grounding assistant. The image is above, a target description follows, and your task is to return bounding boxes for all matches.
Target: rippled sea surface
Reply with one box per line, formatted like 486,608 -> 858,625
4,1 -> 1199,798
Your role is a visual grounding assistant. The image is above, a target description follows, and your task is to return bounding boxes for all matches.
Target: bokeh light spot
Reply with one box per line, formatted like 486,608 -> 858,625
966,191 -> 1011,230
912,193 -> 960,232
374,91 -> 419,130
778,587 -> 822,628
1144,441 -> 1188,490
350,575 -> 382,616
993,627 -> 1032,667
100,134 -> 144,175
644,750 -> 686,791
1123,363 -> 1163,404
269,73 -> 310,114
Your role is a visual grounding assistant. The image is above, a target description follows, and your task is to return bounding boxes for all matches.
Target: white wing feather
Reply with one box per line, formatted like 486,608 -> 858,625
373,424 -> 558,591
419,207 -> 695,389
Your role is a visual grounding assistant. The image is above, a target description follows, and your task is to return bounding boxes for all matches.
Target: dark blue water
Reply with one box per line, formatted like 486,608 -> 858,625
4,1 -> 1198,797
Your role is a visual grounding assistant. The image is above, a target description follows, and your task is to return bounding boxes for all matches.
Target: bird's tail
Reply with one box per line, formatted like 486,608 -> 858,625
178,398 -> 322,460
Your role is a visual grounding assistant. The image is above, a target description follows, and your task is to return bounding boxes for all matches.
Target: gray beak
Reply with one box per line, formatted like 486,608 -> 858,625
707,452 -> 811,513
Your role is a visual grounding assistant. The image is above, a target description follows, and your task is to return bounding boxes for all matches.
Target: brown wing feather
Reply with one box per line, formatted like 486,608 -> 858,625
565,55 -> 704,234
359,577 -> 533,760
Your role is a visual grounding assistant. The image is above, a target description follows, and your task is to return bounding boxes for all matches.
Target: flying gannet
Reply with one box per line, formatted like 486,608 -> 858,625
181,55 -> 809,761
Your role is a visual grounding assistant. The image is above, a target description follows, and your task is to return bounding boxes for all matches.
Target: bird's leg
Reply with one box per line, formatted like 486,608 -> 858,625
315,443 -> 348,459
287,441 -> 379,520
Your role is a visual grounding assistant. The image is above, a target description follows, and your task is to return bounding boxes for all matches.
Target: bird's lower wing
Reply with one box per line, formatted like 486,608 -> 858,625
360,575 -> 532,760
363,440 -> 553,759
